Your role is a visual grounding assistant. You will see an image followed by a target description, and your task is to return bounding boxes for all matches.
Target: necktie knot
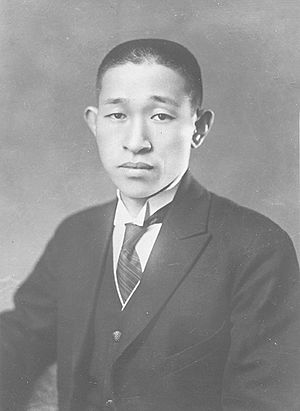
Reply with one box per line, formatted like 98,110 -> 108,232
116,202 -> 171,306
123,223 -> 146,252
123,202 -> 171,252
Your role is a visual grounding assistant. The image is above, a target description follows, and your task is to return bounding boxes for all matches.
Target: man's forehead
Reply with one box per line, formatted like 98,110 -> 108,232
98,62 -> 189,106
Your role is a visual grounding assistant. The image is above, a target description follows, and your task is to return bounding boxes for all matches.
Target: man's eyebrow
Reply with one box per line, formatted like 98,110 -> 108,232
101,95 -> 180,107
102,97 -> 129,105
150,95 -> 180,107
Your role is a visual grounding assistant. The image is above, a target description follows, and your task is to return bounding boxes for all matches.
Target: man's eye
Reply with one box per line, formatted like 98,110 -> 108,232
152,113 -> 175,121
106,113 -> 126,120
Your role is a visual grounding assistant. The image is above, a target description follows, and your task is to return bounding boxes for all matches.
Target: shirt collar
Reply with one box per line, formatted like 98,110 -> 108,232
114,170 -> 186,227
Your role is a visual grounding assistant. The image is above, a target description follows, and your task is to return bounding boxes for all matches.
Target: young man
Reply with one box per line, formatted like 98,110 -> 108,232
1,39 -> 299,411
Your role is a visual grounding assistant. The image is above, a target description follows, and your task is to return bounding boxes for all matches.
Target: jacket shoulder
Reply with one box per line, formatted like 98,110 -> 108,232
207,190 -> 295,253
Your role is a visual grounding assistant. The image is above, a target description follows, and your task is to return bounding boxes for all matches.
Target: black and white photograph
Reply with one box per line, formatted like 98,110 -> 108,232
1,1 -> 299,410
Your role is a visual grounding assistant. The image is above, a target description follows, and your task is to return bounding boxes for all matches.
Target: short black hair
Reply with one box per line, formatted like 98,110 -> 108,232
96,39 -> 203,109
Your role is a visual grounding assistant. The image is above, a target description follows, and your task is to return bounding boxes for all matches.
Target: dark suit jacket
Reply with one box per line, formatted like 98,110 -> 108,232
1,173 -> 299,411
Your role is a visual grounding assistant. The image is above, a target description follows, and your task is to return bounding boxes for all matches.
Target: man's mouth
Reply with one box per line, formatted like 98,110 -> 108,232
119,162 -> 153,170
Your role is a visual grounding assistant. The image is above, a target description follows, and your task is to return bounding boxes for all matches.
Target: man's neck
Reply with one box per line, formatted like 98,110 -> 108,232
119,195 -> 147,218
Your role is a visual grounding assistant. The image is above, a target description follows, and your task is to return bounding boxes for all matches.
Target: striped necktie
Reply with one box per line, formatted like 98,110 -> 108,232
116,203 -> 171,304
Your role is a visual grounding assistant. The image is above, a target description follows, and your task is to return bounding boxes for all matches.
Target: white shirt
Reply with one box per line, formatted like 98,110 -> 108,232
113,173 -> 184,309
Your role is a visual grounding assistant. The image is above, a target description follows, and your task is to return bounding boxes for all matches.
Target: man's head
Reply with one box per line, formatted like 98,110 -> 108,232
96,39 -> 203,112
85,39 -> 214,207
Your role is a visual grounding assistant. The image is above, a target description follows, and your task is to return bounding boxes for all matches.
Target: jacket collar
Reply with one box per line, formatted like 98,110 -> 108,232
167,169 -> 210,239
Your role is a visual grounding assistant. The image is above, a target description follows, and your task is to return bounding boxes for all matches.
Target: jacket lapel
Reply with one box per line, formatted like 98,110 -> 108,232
70,200 -> 116,372
113,172 -> 212,360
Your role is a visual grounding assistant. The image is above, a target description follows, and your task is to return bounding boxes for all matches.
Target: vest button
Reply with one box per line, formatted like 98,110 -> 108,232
112,330 -> 122,342
105,399 -> 114,407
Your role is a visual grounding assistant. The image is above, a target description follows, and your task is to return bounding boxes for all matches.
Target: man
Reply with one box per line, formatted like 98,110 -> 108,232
1,39 -> 299,411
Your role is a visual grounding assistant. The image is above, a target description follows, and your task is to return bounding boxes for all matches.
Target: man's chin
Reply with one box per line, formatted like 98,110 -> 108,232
119,189 -> 158,201
118,181 -> 176,202
117,184 -> 161,201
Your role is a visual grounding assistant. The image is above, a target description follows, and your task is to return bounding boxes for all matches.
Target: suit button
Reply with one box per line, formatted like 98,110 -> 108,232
105,399 -> 114,407
112,330 -> 122,342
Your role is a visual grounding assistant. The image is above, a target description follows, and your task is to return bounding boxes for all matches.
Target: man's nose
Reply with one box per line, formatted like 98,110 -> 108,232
123,118 -> 152,154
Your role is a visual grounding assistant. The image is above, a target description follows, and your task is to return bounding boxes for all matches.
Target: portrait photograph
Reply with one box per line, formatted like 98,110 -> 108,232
1,1 -> 299,410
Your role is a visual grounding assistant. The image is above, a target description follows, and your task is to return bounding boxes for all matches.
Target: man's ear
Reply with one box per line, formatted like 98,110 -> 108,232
84,106 -> 98,137
191,109 -> 215,148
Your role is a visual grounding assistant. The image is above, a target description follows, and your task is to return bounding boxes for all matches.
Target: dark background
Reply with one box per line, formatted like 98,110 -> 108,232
1,0 -> 299,311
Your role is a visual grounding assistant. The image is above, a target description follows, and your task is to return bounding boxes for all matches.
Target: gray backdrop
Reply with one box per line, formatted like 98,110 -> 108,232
1,0 -> 299,311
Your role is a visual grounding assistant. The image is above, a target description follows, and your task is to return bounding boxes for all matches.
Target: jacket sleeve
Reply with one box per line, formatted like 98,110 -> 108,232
222,228 -> 300,411
0,230 -> 59,410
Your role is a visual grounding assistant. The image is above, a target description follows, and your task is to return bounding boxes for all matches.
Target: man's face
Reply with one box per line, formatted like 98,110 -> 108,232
90,62 -> 197,201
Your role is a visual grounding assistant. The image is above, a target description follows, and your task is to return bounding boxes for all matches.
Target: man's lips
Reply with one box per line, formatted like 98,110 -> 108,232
119,162 -> 153,170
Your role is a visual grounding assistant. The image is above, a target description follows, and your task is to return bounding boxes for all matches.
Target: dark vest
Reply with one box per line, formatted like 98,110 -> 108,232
86,239 -> 124,410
